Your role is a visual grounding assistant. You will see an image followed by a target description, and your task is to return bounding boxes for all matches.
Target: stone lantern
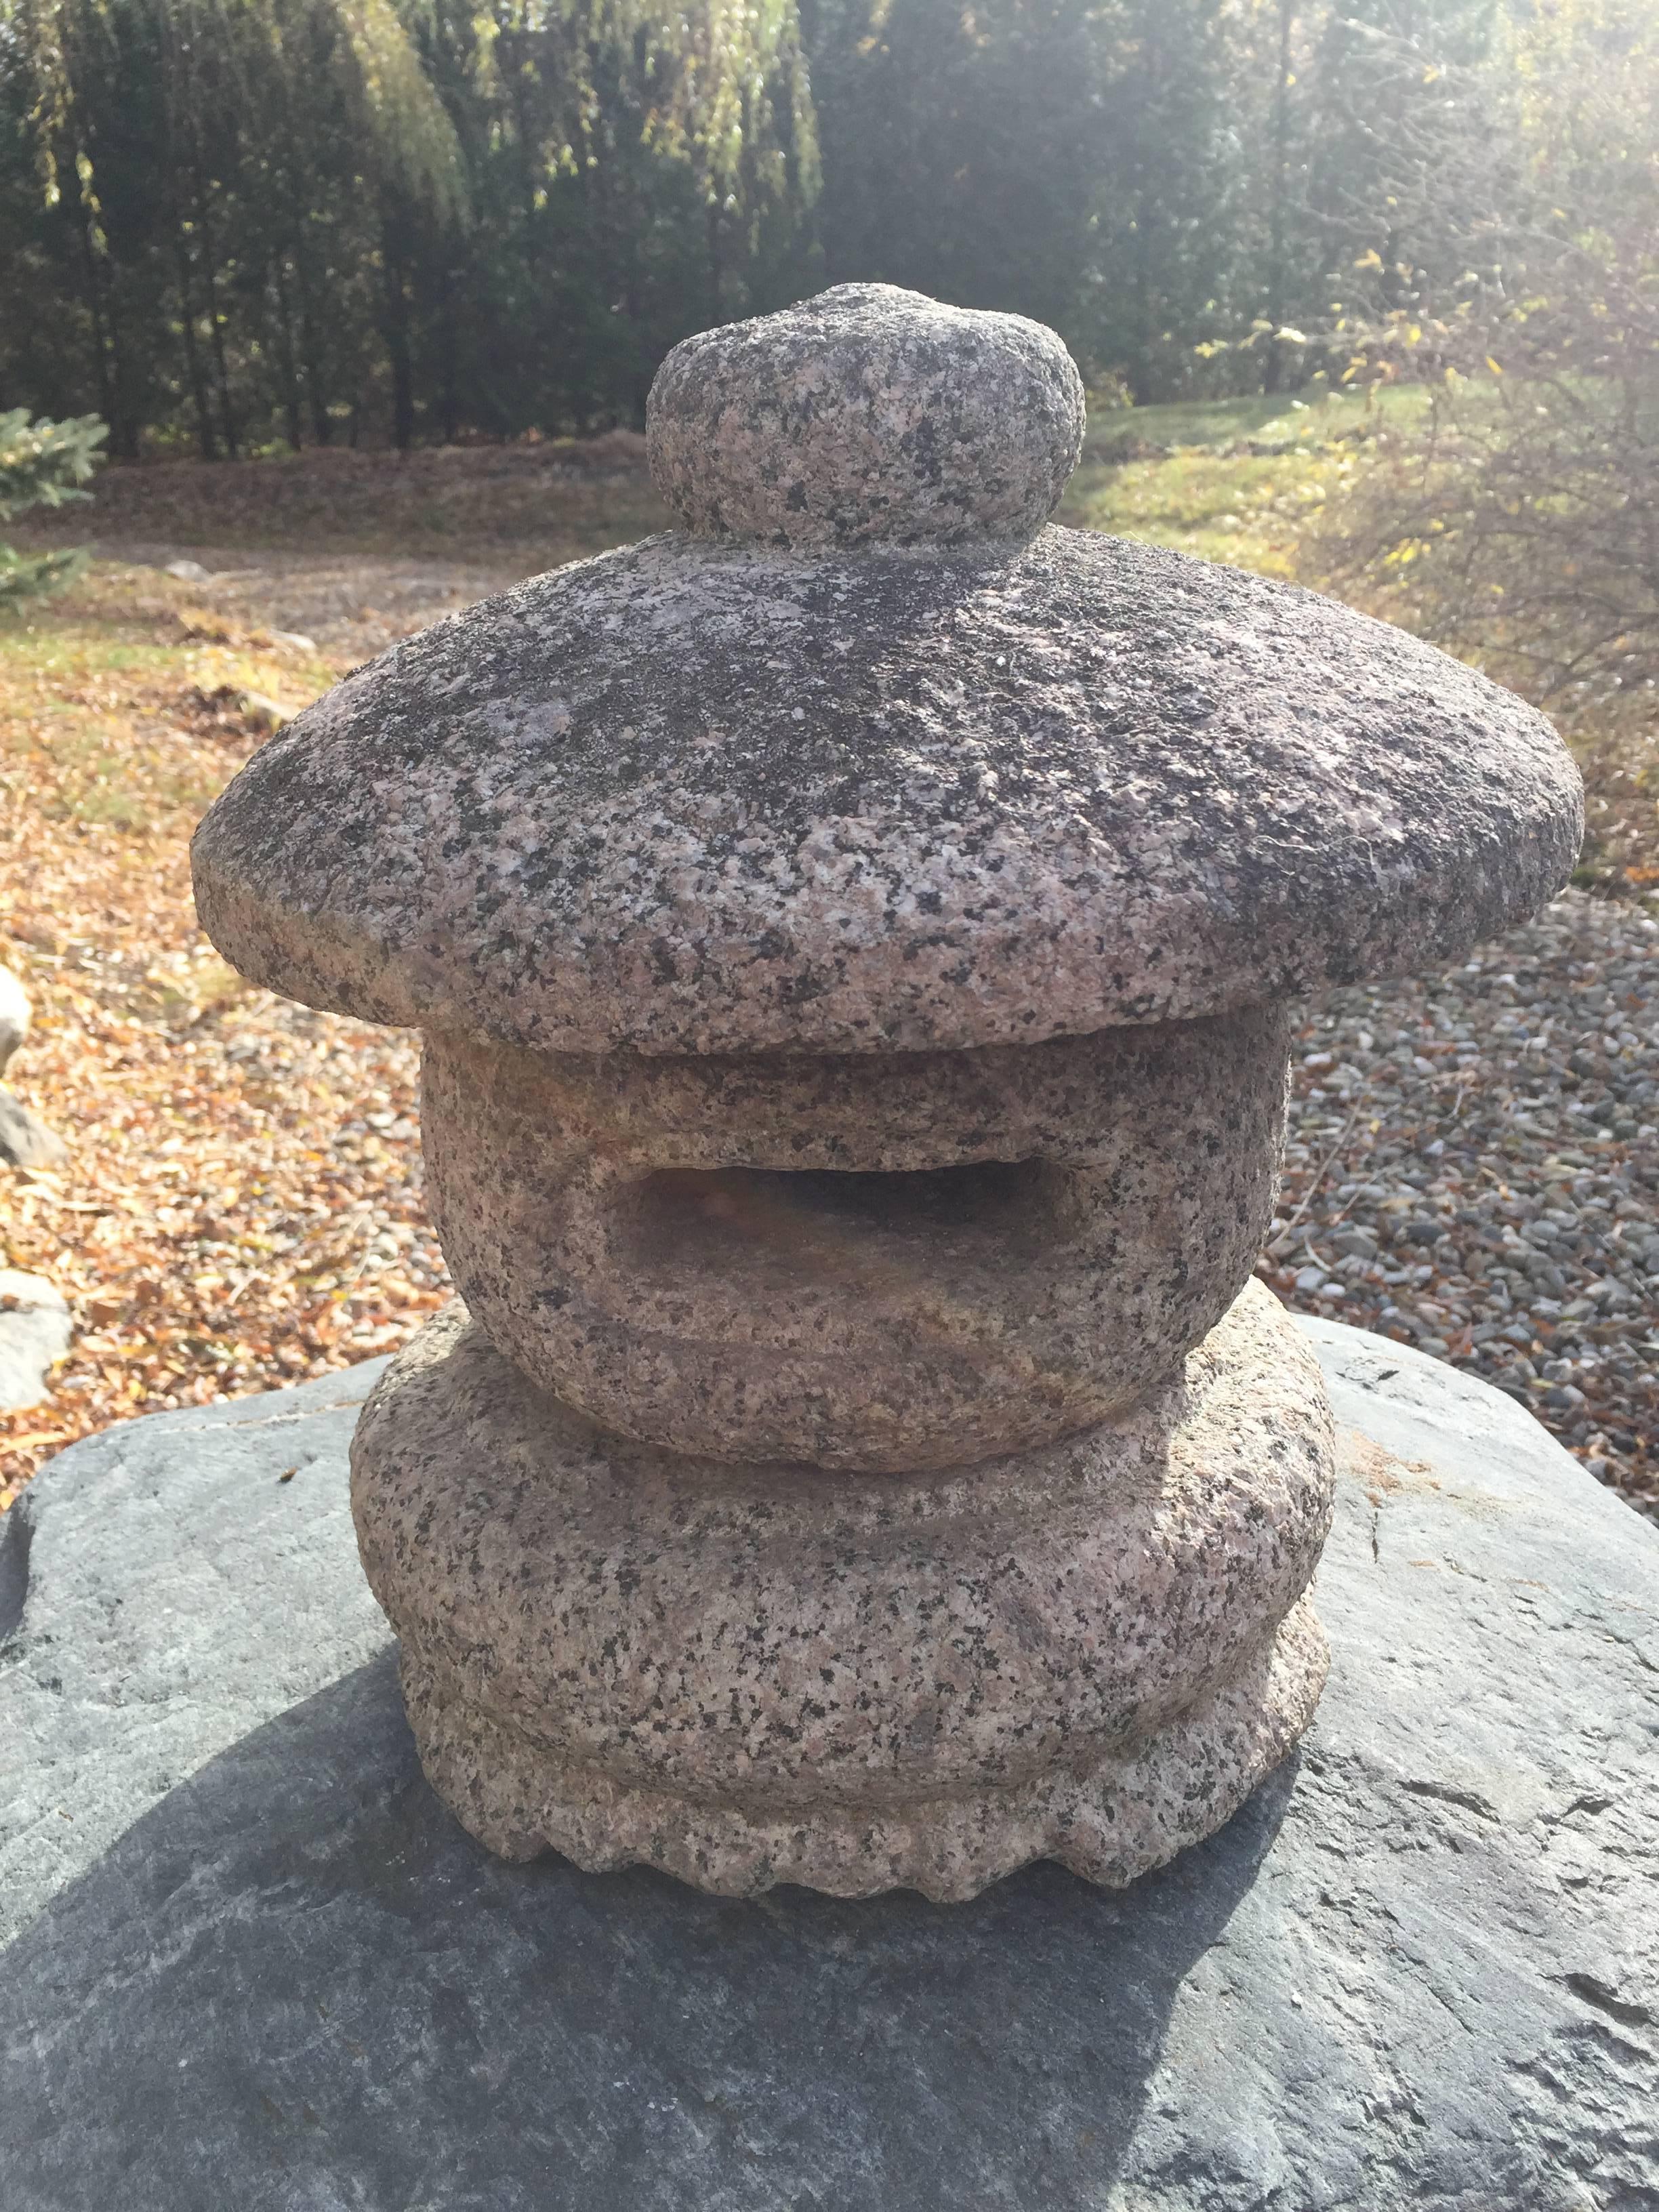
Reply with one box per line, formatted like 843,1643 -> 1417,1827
192,285 -> 1582,1902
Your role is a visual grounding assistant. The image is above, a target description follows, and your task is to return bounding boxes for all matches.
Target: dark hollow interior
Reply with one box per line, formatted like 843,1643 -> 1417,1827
617,1158 -> 1059,1272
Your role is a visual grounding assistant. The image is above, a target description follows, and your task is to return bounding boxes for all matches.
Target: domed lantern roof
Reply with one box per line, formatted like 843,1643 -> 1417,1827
192,283 -> 1582,1059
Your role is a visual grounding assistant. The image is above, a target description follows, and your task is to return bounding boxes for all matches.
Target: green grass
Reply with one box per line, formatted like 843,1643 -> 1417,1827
1061,384 -> 1430,575
0,621 -> 184,680
1081,381 -> 1427,459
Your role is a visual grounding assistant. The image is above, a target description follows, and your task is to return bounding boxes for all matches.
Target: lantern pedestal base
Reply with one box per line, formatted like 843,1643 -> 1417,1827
396,1603 -> 1328,1902
349,1281 -> 1337,1901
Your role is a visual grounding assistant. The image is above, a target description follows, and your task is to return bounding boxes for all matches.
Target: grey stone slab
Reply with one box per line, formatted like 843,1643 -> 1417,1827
2,1324 -> 1656,2211
0,1358 -> 390,1945
0,1088 -> 66,1170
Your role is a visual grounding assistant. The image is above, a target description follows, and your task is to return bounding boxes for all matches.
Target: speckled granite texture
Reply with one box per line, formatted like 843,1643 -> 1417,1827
350,1280 -> 1336,1898
421,1008 -> 1290,1469
645,283 -> 1086,548
191,524 -> 1583,1058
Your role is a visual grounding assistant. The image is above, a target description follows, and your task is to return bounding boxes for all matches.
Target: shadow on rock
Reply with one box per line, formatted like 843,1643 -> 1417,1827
0,1649 -> 1296,2212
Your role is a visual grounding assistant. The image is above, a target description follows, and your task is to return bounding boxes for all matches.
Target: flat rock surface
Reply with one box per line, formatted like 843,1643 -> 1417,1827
192,525 -> 1581,1057
2,1325 -> 1656,2211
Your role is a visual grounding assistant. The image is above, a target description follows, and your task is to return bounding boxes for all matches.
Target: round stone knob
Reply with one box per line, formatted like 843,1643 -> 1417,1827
646,282 -> 1086,548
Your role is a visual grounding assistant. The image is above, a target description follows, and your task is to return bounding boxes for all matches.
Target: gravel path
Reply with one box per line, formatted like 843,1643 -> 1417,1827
1261,888 -> 1659,1519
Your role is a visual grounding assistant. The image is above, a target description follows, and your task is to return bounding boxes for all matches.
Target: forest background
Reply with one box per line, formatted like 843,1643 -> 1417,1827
0,0 -> 1650,457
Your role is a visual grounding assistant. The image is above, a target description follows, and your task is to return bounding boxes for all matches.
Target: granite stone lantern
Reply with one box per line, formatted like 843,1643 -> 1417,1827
192,285 -> 1582,1901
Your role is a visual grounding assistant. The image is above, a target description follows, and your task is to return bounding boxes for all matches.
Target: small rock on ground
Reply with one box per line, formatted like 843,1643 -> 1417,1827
0,964 -> 28,1075
0,1088 -> 66,1170
0,1271 -> 72,1412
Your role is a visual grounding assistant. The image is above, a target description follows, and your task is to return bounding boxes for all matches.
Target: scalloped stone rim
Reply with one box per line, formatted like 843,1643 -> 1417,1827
398,1602 -> 1330,1902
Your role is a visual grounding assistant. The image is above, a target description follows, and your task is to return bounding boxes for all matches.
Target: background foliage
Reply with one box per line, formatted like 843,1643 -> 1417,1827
4,0 -> 1643,452
0,403 -> 104,604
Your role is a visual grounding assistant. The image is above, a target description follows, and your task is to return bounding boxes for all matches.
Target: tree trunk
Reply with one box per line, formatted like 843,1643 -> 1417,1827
175,233 -> 220,462
707,197 -> 727,325
382,212 -> 415,453
436,262 -> 460,446
190,159 -> 239,458
1263,0 -> 1295,398
272,255 -> 305,451
76,207 -> 118,437
292,226 -> 333,445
